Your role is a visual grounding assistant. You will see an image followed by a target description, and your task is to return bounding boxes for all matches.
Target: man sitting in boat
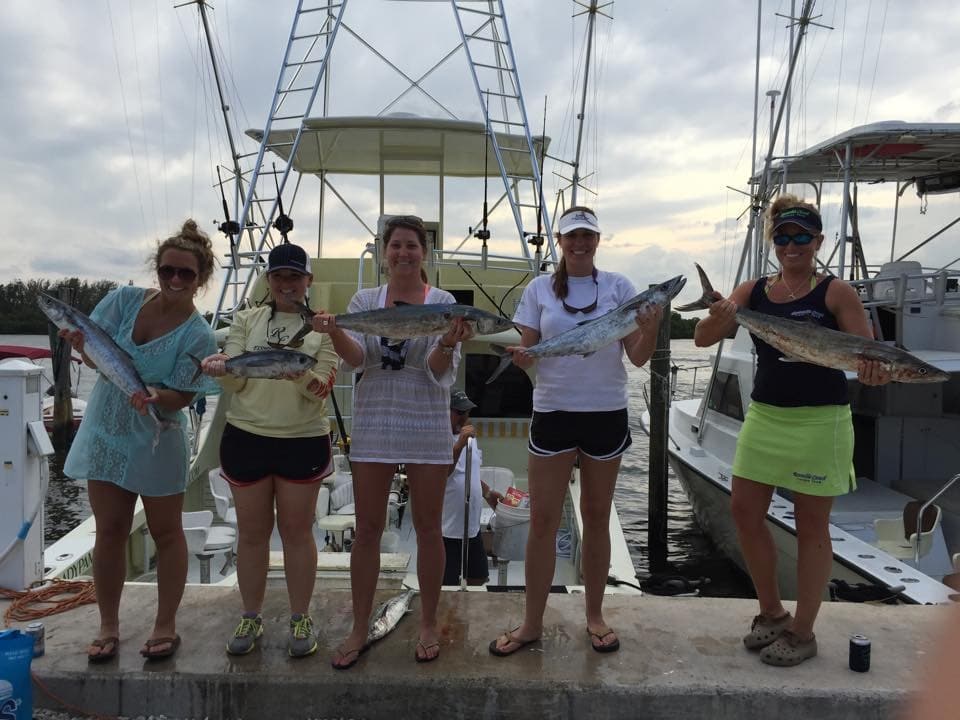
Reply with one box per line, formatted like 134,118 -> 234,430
441,390 -> 501,586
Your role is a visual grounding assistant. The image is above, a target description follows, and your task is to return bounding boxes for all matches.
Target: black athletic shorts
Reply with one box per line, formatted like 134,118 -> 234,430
528,408 -> 632,460
442,534 -> 489,584
220,423 -> 333,485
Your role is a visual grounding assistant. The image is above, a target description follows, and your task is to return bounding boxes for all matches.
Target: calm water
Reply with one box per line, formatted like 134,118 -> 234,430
3,333 -> 752,598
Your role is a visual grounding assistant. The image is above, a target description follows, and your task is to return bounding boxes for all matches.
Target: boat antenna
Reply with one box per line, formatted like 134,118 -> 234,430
271,162 -> 294,243
470,90 -> 492,270
525,96 -> 548,272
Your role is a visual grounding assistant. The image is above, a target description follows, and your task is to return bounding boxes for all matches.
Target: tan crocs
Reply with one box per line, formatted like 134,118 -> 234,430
743,612 -> 792,650
760,629 -> 817,666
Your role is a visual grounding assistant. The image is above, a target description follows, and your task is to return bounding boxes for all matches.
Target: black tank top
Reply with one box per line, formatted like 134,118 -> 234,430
748,275 -> 848,407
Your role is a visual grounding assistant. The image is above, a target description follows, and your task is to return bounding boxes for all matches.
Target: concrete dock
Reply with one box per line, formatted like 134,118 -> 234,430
4,585 -> 949,719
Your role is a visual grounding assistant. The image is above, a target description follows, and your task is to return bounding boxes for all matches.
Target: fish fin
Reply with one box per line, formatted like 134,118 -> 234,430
575,316 -> 604,327
581,351 -> 596,358
188,354 -> 203,384
777,356 -> 804,363
485,343 -> 513,385
393,300 -> 411,307
675,263 -> 716,312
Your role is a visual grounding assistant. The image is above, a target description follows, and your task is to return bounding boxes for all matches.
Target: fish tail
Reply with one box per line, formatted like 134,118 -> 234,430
188,353 -> 203,384
675,263 -> 717,312
149,407 -> 180,453
485,343 -> 513,385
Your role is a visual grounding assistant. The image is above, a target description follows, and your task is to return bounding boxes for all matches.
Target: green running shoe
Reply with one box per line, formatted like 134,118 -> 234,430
288,613 -> 318,658
226,612 -> 263,656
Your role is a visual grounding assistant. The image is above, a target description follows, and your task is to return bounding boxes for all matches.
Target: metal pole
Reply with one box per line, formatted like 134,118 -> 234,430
460,437 -> 474,590
837,141 -> 853,278
571,0 -> 599,207
647,288 -> 672,572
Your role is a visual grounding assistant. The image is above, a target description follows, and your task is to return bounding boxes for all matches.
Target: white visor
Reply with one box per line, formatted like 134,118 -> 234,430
558,210 -> 600,235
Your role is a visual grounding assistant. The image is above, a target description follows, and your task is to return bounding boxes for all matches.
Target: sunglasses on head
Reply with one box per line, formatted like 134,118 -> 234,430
158,265 -> 198,282
772,232 -> 816,247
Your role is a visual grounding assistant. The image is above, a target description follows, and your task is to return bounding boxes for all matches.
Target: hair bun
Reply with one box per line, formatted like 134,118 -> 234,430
178,218 -> 211,248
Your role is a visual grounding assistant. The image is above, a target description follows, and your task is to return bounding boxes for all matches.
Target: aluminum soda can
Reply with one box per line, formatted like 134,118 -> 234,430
849,633 -> 870,672
25,622 -> 45,657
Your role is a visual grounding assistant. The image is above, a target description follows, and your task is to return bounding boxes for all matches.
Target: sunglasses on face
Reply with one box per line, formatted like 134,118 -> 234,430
158,265 -> 198,282
772,233 -> 816,247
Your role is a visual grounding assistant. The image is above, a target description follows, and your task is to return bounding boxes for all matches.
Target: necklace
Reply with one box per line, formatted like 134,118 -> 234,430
777,271 -> 816,300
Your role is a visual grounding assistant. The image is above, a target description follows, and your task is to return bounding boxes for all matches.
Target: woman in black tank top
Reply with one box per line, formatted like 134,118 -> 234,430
692,195 -> 891,667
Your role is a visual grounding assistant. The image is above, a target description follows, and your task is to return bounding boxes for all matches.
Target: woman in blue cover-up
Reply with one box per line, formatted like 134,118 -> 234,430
62,219 -> 217,662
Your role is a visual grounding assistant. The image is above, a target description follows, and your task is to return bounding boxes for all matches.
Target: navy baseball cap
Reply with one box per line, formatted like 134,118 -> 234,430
771,206 -> 822,235
267,243 -> 310,275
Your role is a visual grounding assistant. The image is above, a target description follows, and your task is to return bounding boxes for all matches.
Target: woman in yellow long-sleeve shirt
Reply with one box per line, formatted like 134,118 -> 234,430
199,242 -> 339,658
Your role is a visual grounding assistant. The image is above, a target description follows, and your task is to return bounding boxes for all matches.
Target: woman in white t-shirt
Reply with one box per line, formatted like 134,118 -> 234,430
489,206 -> 663,657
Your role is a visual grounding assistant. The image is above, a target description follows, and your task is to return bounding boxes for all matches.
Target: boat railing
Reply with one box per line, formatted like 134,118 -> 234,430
851,268 -> 960,311
430,247 -> 552,276
915,472 -> 960,564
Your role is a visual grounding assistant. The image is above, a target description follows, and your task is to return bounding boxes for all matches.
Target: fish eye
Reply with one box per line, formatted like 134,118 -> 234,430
919,368 -> 927,375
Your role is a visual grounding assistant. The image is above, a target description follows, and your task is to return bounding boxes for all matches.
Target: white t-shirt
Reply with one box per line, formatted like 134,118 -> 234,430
442,440 -> 483,538
513,270 -> 637,412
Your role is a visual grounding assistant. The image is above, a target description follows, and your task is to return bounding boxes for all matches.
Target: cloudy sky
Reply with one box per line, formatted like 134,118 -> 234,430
2,0 -> 960,311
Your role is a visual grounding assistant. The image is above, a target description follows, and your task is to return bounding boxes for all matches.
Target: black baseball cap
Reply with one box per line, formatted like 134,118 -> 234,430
771,206 -> 822,235
450,390 -> 477,412
267,243 -> 310,275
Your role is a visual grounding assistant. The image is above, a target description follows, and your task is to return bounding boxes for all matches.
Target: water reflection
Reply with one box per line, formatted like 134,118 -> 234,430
45,448 -> 90,546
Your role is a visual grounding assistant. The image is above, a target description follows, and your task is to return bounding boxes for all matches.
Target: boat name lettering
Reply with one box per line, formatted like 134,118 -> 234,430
58,552 -> 93,580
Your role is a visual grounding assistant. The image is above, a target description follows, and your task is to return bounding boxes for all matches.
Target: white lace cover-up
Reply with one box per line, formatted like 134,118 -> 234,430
343,286 -> 459,464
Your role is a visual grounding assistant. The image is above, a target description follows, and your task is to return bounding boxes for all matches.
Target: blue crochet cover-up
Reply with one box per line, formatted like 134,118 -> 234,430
64,286 -> 216,497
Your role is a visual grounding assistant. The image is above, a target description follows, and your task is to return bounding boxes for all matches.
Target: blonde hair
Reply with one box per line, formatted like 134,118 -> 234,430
552,205 -> 598,300
763,194 -> 821,245
152,219 -> 216,288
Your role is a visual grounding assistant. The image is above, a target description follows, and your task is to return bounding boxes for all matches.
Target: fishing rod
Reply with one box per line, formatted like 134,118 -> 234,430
525,96 -> 549,272
272,162 -> 294,242
216,166 -> 241,270
329,385 -> 351,470
455,262 -> 517,323
470,90 -> 492,270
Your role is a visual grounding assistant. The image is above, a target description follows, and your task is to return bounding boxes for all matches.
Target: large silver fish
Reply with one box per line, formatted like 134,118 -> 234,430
299,302 -> 513,339
366,587 -> 416,645
189,350 -> 317,382
37,293 -> 178,447
677,263 -> 950,383
486,275 -> 686,384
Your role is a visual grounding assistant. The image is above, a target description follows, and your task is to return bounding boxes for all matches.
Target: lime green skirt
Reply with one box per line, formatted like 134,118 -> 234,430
732,401 -> 856,497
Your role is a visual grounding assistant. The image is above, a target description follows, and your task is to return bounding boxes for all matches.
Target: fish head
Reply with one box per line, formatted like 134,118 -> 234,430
297,353 -> 319,370
36,293 -> 70,326
891,360 -> 951,384
655,275 -> 687,303
474,314 -> 514,335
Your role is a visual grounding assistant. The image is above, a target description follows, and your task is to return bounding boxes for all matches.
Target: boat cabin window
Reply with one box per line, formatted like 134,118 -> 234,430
707,370 -> 744,421
465,354 -> 533,418
449,289 -> 474,306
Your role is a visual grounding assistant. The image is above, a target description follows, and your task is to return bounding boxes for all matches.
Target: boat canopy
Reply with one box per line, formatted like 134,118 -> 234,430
756,121 -> 960,186
246,116 -> 549,178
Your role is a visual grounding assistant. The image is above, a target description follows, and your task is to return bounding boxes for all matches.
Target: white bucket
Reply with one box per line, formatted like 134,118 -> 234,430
491,503 -> 530,561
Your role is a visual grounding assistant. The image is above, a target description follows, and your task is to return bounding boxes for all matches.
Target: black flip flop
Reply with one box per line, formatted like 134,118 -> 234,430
87,636 -> 119,663
488,627 -> 540,657
331,643 -> 369,670
140,634 -> 181,660
588,628 -> 620,653
415,640 -> 440,663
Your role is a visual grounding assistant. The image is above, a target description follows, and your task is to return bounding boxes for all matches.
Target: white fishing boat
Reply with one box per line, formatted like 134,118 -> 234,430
647,2 -> 960,606
44,0 -> 640,595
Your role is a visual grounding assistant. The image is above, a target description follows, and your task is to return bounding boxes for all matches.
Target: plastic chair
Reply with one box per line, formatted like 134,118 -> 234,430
872,261 -> 924,303
874,501 -> 942,560
316,482 -> 355,550
208,469 -> 238,527
182,510 -> 237,583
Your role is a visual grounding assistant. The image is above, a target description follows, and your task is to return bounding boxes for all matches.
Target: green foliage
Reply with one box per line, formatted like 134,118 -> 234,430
0,278 -> 118,334
669,310 -> 698,339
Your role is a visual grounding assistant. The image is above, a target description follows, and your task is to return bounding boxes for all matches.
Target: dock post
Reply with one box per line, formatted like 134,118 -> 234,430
49,285 -> 75,453
647,295 -> 672,573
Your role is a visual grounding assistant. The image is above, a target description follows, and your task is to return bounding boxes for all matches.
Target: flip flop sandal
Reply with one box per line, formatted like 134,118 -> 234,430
140,634 -> 181,660
415,640 -> 440,663
331,643 -> 369,671
760,630 -> 818,667
743,612 -> 792,650
588,627 -> 621,653
488,627 -> 540,657
87,636 -> 119,663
